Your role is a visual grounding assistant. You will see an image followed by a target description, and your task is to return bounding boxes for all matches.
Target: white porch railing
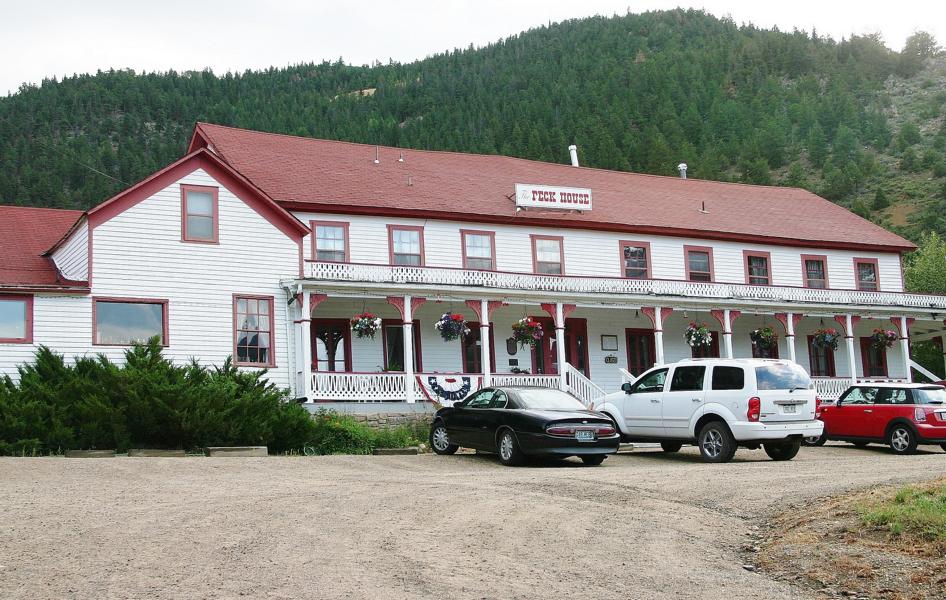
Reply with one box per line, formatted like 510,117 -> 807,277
564,363 -> 607,408
490,374 -> 560,389
311,372 -> 408,402
813,377 -> 910,401
306,261 -> 946,309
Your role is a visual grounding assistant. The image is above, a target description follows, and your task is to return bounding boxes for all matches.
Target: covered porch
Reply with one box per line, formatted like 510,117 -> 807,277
286,279 -> 946,406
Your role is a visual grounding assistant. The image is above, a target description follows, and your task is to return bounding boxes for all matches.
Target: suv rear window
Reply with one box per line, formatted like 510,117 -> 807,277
712,366 -> 745,390
754,363 -> 812,391
670,366 -> 706,392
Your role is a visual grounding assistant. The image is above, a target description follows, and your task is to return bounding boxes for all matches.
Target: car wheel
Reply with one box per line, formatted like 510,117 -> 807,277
852,441 -> 869,448
697,421 -> 737,463
802,433 -> 827,447
581,455 -> 606,466
888,424 -> 918,455
429,422 -> 459,455
763,439 -> 801,461
497,429 -> 525,466
660,441 -> 683,453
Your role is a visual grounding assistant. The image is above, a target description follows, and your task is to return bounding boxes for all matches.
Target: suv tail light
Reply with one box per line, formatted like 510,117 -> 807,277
747,397 -> 761,422
914,407 -> 928,422
815,397 -> 822,416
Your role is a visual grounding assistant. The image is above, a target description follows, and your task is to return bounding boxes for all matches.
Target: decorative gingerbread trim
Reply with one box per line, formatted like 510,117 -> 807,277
386,296 -> 405,320
411,297 -> 427,317
464,299 -> 507,321
539,303 -> 578,328
889,317 -> 915,338
709,309 -> 741,333
833,315 -> 861,337
773,312 -> 803,334
309,293 -> 328,315
640,307 -> 673,331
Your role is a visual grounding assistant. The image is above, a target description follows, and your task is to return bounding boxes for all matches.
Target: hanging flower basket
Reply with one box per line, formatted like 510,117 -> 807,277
811,328 -> 841,351
435,312 -> 470,342
750,326 -> 779,351
512,317 -> 544,348
684,321 -> 712,348
351,312 -> 382,339
870,328 -> 898,350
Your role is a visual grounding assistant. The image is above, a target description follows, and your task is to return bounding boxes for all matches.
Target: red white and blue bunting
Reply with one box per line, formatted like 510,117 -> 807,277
415,375 -> 483,406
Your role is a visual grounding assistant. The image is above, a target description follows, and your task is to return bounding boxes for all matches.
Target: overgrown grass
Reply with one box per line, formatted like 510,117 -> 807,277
860,480 -> 946,542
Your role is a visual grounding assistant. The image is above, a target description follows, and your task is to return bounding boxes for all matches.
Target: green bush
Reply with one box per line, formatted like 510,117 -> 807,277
305,410 -> 426,455
0,339 -> 318,454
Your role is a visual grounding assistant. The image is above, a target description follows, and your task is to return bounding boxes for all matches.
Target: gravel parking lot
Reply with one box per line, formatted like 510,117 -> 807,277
1,443 -> 944,600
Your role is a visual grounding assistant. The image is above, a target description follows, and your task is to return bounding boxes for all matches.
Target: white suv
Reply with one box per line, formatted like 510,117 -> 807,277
596,358 -> 824,463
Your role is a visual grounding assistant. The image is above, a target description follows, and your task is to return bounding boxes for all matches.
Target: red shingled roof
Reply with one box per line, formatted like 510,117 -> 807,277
190,122 -> 915,253
0,206 -> 87,290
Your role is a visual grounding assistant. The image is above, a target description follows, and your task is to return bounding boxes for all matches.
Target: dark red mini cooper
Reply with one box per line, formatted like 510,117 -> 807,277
806,383 -> 946,454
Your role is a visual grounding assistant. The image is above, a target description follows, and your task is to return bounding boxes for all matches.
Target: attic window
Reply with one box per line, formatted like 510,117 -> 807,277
181,185 -> 219,243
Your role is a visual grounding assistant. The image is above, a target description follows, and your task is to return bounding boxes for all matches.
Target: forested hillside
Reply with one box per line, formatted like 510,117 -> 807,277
1,9 -> 945,242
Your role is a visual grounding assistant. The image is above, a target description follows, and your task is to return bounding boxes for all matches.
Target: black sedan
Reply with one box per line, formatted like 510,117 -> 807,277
428,387 -> 621,466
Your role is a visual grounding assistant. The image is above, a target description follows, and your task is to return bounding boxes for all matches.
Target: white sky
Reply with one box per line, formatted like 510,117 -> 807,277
2,0 -> 944,96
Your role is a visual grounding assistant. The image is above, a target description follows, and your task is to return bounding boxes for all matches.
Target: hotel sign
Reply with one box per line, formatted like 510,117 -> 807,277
515,183 -> 592,211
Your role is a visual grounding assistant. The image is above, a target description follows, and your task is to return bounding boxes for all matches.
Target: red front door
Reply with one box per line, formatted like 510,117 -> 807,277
531,317 -> 590,376
625,328 -> 656,376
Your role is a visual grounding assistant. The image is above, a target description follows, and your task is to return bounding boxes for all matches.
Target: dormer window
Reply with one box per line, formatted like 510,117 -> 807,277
181,185 -> 218,243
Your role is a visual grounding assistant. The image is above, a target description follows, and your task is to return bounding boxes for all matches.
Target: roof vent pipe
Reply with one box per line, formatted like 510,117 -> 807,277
568,145 -> 579,167
677,163 -> 688,179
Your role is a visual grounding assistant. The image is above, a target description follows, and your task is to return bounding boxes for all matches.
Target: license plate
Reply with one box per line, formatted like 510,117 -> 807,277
783,404 -> 797,414
576,430 -> 595,441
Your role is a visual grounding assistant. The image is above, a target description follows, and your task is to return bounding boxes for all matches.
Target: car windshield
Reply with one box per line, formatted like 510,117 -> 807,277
914,387 -> 946,405
513,389 -> 586,410
755,363 -> 812,391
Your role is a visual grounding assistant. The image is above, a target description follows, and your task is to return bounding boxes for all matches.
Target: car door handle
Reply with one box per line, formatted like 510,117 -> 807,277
863,409 -> 872,413
692,398 -> 701,402
650,398 -> 660,403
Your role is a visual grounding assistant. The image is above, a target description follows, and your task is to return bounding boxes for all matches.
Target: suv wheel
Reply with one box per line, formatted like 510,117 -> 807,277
697,421 -> 737,463
802,433 -> 827,447
888,424 -> 918,455
660,441 -> 683,453
763,439 -> 801,461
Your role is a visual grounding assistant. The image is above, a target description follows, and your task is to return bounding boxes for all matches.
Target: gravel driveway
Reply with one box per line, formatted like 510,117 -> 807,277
1,444 -> 944,600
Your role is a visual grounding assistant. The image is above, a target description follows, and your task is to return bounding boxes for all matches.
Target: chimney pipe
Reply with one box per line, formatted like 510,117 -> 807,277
677,163 -> 688,179
568,145 -> 579,167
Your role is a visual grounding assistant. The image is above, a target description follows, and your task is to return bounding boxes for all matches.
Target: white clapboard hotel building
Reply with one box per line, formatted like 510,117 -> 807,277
2,123 -> 946,407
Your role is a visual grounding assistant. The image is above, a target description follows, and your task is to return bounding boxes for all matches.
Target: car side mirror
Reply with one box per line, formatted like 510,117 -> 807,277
621,382 -> 633,394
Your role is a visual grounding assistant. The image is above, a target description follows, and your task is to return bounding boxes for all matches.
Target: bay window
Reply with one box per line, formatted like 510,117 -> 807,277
0,295 -> 32,343
94,298 -> 167,345
234,295 -> 275,367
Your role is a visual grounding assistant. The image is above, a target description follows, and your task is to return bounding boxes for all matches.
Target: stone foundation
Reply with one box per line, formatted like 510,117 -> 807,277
347,412 -> 433,429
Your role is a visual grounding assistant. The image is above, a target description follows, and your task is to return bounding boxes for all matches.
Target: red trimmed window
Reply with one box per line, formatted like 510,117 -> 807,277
461,230 -> 496,270
381,319 -> 422,371
750,337 -> 779,359
620,241 -> 650,278
0,294 -> 33,344
691,335 -> 720,358
744,251 -> 771,285
860,336 -> 888,377
684,246 -> 714,282
388,226 -> 424,266
532,235 -> 564,275
181,185 -> 218,243
808,335 -> 836,377
234,295 -> 275,367
312,221 -> 349,262
94,298 -> 167,345
311,319 -> 352,372
854,258 -> 879,291
802,255 -> 828,289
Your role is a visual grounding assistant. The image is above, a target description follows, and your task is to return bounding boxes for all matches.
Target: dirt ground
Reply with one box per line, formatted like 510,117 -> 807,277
1,443 -> 945,600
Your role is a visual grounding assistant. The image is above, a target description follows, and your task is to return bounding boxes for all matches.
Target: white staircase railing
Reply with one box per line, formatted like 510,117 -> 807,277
617,368 -> 637,385
909,359 -> 941,383
564,363 -> 607,408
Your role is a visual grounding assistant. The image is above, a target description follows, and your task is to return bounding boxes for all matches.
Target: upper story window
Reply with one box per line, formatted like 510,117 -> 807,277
388,225 -> 424,266
802,255 -> 828,289
531,235 -> 564,275
181,184 -> 218,243
620,241 -> 650,279
684,246 -> 713,282
744,251 -> 771,286
94,298 -> 167,345
234,295 -> 275,367
312,221 -> 349,262
461,230 -> 496,270
0,295 -> 33,343
854,258 -> 879,291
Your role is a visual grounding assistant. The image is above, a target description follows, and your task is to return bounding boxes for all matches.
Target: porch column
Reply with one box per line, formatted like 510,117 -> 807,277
642,307 -> 673,366
891,316 -> 915,383
480,299 -> 492,387
835,314 -> 860,385
711,309 -> 741,359
555,302 -> 568,391
301,291 -> 313,401
942,333 -> 946,377
775,312 -> 802,364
